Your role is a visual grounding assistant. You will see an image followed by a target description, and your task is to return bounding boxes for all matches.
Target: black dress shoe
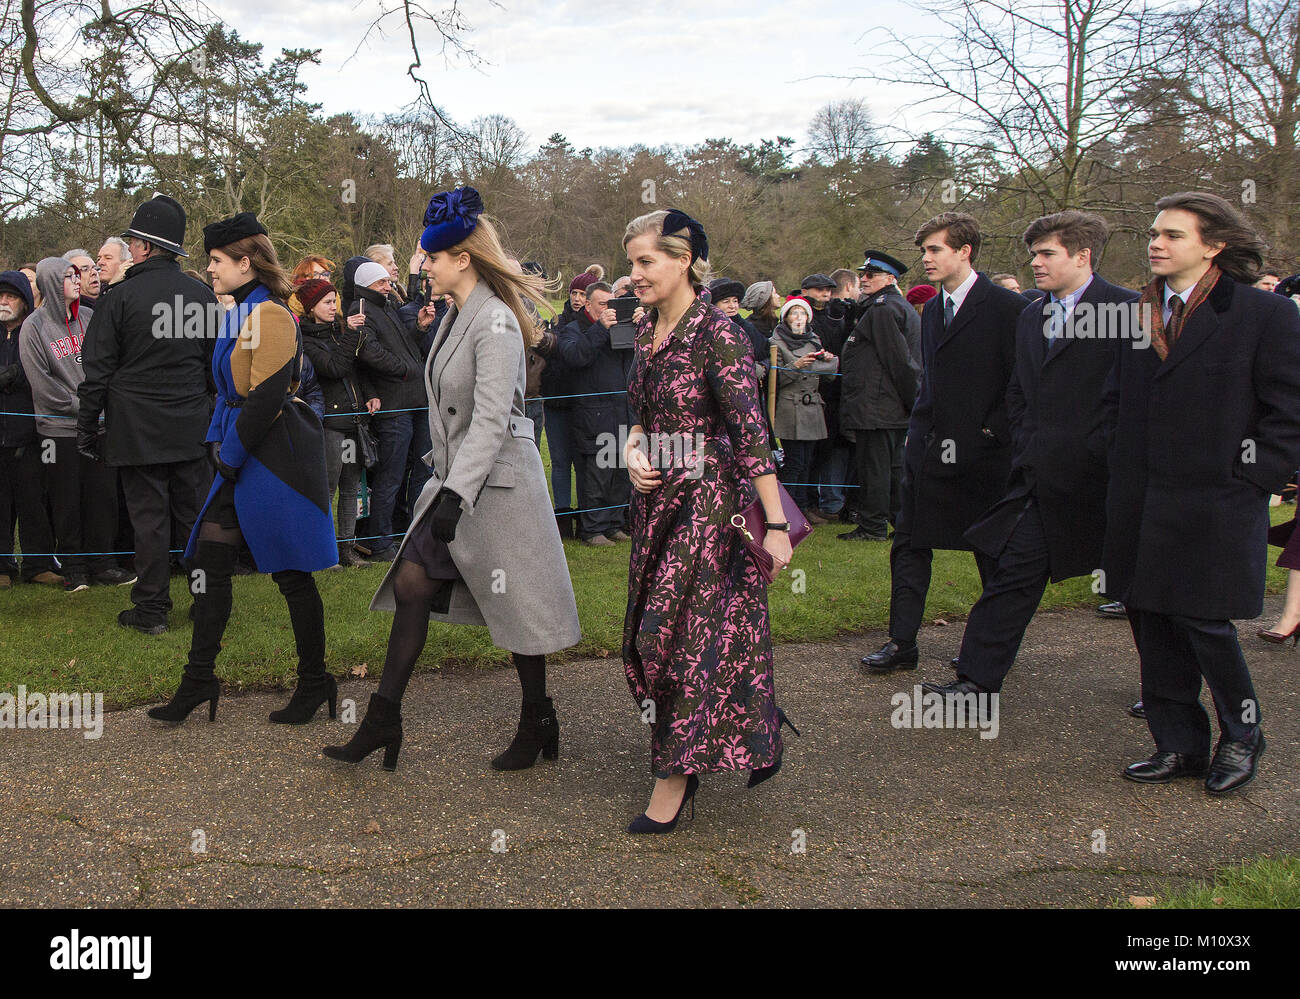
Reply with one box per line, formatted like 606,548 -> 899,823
117,608 -> 168,636
1122,751 -> 1210,783
1205,730 -> 1265,795
860,639 -> 919,673
1128,700 -> 1145,719
1096,601 -> 1127,618
919,678 -> 993,719
838,526 -> 888,541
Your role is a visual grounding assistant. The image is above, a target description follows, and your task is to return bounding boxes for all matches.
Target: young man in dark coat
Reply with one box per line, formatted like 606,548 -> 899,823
917,211 -> 1139,704
838,250 -> 922,541
1105,192 -> 1300,794
861,213 -> 1022,673
78,196 -> 219,631
556,281 -> 632,546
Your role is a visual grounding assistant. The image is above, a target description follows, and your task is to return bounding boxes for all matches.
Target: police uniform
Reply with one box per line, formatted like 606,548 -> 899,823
839,252 -> 921,539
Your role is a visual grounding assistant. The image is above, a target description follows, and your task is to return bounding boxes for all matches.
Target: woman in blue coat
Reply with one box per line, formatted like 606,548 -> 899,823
149,213 -> 338,725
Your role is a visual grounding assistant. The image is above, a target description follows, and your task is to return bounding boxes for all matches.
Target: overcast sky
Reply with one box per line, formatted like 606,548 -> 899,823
219,0 -> 928,155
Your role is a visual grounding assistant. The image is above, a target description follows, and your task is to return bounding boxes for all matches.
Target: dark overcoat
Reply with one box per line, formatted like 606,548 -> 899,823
1101,274 -> 1300,619
896,272 -> 1022,549
966,274 -> 1139,580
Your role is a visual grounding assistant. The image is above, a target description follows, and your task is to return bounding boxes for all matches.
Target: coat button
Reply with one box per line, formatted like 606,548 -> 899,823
447,406 -> 456,415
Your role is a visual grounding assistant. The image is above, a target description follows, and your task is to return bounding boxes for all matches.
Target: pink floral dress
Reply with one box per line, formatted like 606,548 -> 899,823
622,297 -> 783,777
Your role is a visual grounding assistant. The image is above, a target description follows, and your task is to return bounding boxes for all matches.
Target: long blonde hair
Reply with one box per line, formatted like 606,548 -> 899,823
622,210 -> 712,290
449,215 -> 554,347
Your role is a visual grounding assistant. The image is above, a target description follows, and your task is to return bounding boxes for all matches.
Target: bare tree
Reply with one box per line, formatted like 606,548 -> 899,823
1140,0 -> 1300,250
806,98 -> 878,163
847,0 -> 1166,213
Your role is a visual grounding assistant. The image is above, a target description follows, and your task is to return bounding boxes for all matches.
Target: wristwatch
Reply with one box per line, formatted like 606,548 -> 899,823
764,522 -> 790,532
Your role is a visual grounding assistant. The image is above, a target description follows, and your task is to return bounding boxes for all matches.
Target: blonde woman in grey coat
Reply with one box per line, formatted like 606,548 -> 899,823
324,188 -> 581,772
770,297 -> 839,520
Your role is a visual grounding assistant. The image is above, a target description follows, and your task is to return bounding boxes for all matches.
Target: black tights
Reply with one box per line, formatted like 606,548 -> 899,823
376,559 -> 546,705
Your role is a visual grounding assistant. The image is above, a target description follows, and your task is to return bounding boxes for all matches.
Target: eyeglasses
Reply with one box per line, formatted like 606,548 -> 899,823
77,264 -> 99,275
311,270 -> 331,279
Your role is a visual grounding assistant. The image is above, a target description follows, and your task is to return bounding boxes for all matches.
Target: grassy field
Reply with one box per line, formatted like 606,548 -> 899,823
2,439 -> 1294,709
1121,856 -> 1300,908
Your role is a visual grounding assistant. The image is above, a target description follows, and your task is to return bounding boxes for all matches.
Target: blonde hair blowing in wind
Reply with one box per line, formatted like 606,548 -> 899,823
447,214 -> 552,347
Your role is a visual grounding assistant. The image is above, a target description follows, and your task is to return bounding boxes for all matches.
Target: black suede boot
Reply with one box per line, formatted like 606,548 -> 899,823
269,570 -> 336,724
322,693 -> 403,770
491,696 -> 560,770
148,540 -> 232,723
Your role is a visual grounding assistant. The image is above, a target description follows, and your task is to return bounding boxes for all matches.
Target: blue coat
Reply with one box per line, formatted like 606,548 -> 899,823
185,284 -> 336,573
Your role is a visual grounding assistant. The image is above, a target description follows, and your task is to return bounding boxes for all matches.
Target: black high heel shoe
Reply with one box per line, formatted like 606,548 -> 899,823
627,774 -> 700,834
269,673 -> 338,724
147,676 -> 220,723
491,696 -> 559,770
1258,622 -> 1300,645
748,708 -> 801,788
322,693 -> 403,771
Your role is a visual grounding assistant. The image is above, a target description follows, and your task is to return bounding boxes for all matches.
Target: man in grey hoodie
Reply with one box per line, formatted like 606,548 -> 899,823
19,256 -> 132,593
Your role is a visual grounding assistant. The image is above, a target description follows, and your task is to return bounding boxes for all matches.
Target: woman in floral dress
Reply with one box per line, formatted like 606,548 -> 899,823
620,209 -> 797,833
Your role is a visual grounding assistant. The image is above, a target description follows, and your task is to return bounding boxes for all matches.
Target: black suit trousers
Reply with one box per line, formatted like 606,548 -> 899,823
954,498 -> 1051,692
120,458 -> 209,621
1127,609 -> 1260,756
889,519 -> 997,645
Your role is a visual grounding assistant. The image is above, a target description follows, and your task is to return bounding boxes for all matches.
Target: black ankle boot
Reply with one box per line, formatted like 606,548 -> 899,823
147,674 -> 220,722
270,673 -> 338,724
491,696 -> 559,771
322,693 -> 403,770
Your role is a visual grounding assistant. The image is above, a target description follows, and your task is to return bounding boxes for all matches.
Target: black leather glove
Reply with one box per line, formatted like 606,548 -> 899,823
208,441 -> 238,481
429,488 -> 463,544
76,427 -> 105,463
0,363 -> 20,392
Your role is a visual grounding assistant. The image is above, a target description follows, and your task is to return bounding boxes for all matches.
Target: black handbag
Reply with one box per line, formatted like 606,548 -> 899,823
355,419 -> 380,469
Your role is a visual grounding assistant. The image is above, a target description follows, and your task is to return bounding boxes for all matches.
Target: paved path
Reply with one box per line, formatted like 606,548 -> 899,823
2,599 -> 1297,907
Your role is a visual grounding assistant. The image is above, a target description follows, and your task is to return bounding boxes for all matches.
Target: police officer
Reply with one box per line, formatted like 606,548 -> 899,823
78,195 -> 220,634
839,252 -> 922,541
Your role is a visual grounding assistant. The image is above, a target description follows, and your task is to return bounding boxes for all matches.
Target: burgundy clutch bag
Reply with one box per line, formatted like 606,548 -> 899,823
730,483 -> 812,584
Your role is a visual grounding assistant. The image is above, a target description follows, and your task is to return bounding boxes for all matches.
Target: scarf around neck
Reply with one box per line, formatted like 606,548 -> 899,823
1139,263 -> 1221,361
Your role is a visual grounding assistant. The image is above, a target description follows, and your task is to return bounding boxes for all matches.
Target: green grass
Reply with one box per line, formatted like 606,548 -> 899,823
2,453 -> 1293,708
1121,856 -> 1300,908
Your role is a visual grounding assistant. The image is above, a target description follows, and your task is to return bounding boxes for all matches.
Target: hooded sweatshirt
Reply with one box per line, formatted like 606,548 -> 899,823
19,256 -> 93,438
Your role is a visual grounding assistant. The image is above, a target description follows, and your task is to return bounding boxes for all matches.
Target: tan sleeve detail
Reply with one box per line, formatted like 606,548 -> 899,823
231,303 -> 298,397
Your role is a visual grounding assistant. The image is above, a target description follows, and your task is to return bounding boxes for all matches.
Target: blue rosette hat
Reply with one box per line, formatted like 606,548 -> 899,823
420,186 -> 485,253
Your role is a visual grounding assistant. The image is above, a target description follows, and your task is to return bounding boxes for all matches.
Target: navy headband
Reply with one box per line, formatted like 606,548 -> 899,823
662,208 -> 709,264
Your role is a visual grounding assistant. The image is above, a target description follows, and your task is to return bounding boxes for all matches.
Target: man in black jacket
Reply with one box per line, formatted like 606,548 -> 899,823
78,195 -> 219,634
918,211 -> 1139,705
839,251 -> 922,541
862,213 -> 1023,674
1105,192 -> 1300,794
557,282 -> 632,546
0,270 -> 61,587
352,260 -> 429,560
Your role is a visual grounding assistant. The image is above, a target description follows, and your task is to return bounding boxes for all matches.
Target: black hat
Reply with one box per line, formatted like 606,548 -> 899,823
800,273 -> 837,290
708,278 -> 745,303
856,250 -> 908,277
122,194 -> 188,257
203,212 -> 269,254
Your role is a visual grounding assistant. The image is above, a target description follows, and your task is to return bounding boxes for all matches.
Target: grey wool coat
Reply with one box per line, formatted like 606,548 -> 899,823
371,280 -> 582,656
770,326 -> 840,441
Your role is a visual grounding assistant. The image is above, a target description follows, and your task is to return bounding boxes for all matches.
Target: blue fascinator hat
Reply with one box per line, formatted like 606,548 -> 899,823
420,186 -> 485,253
